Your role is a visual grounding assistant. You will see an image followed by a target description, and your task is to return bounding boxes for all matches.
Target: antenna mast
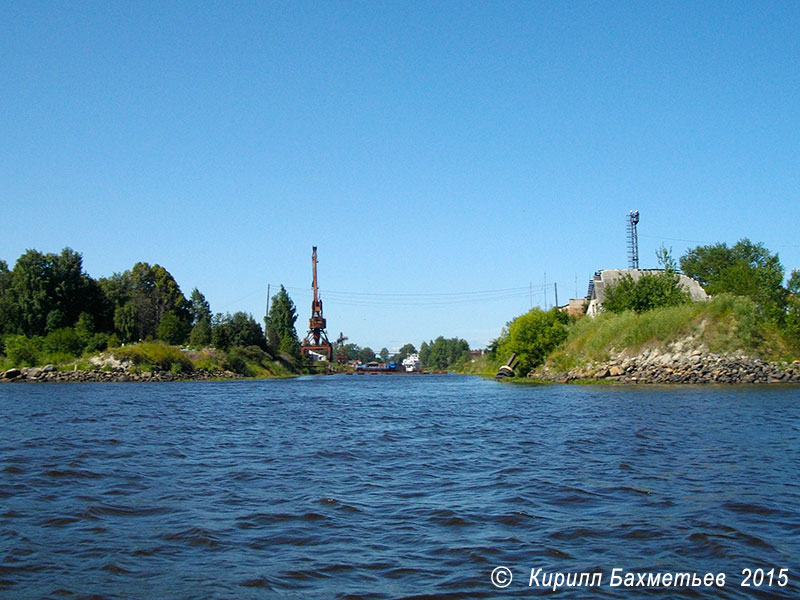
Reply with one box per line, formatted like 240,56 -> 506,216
627,210 -> 640,269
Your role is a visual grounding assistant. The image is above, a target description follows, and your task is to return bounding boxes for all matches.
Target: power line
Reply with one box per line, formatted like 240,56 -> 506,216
271,283 -> 556,309
641,233 -> 800,249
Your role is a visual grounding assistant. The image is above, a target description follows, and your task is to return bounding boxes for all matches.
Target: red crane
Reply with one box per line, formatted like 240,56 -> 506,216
300,246 -> 333,360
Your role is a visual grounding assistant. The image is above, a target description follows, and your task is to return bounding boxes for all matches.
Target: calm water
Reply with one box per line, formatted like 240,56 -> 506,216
1,376 -> 799,599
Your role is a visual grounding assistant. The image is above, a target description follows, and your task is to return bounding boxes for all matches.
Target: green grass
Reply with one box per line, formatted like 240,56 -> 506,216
547,294 -> 796,372
1,336 -> 306,379
112,341 -> 194,372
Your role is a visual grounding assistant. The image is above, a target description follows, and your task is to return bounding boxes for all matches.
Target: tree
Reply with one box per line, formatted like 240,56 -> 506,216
157,311 -> 191,345
419,336 -> 470,370
211,314 -> 232,350
0,260 -> 16,334
10,250 -> 54,336
189,318 -> 212,348
212,312 -> 267,350
114,301 -> 139,342
266,285 -> 300,356
394,343 -> 417,362
680,239 -> 786,320
655,244 -> 678,272
73,312 -> 95,343
9,248 -> 96,336
129,262 -> 190,340
188,288 -> 212,325
787,270 -> 800,295
379,347 -> 389,361
495,308 -> 569,374
357,346 -> 376,363
339,343 -> 361,361
419,341 -> 430,366
603,272 -> 690,314
228,312 -> 267,349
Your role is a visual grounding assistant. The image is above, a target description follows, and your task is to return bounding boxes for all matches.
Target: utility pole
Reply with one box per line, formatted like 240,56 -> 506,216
554,282 -> 558,309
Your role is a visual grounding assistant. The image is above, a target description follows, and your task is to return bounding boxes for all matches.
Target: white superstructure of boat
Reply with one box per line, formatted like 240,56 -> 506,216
402,353 -> 422,372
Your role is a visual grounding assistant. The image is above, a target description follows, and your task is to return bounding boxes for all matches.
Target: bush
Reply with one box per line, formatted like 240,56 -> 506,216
496,308 -> 569,374
43,328 -> 85,357
84,332 -> 110,353
170,361 -> 189,375
112,341 -> 193,372
5,335 -> 42,367
603,271 -> 690,314
223,348 -> 255,377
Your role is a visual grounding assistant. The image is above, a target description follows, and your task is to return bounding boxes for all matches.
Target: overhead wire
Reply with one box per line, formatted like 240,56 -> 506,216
272,283 -> 555,308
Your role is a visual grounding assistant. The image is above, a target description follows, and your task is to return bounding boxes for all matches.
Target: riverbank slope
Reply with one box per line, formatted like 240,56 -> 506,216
528,295 -> 800,384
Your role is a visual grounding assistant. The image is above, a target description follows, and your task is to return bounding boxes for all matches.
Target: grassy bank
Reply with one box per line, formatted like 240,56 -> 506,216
547,294 -> 796,373
468,294 -> 799,380
0,339 -> 306,378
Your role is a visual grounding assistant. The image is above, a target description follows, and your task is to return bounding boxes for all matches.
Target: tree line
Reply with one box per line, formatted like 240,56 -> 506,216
0,247 -> 301,365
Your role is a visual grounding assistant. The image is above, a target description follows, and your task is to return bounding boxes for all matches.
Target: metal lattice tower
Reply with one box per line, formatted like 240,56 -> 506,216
627,210 -> 640,269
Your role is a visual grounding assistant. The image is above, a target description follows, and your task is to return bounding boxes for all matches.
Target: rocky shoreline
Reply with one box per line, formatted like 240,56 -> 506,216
533,347 -> 800,385
1,366 -> 245,383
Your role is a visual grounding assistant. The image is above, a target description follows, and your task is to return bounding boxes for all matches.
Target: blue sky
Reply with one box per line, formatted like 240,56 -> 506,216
2,2 -> 799,351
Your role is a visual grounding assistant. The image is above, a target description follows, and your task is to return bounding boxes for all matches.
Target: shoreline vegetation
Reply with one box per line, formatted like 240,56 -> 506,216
471,239 -> 800,385
0,248 -> 322,381
3,239 -> 800,385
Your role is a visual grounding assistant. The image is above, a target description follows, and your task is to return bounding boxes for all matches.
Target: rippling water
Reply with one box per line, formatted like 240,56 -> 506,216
1,376 -> 799,599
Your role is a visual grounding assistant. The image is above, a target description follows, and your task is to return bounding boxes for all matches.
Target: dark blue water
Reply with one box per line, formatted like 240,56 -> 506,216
1,376 -> 798,599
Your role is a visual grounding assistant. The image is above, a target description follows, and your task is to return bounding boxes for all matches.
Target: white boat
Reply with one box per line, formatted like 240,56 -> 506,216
402,353 -> 422,372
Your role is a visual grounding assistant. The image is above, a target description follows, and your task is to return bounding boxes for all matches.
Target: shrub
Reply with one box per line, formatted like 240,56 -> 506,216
5,335 -> 42,367
496,308 -> 569,374
42,328 -> 85,357
170,361 -> 189,375
113,341 -> 193,372
85,333 -> 110,353
603,271 -> 690,314
223,348 -> 255,377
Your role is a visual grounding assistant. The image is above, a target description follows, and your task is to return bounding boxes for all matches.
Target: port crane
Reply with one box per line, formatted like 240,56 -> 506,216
300,246 -> 333,361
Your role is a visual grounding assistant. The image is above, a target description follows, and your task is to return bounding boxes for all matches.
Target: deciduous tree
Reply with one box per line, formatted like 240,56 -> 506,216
680,239 -> 786,320
495,308 -> 568,374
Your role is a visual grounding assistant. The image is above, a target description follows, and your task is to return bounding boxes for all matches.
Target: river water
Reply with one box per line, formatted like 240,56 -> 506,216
1,376 -> 798,599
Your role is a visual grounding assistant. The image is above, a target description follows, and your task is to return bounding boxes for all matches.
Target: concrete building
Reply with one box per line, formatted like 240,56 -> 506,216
585,269 -> 708,317
562,298 -> 588,317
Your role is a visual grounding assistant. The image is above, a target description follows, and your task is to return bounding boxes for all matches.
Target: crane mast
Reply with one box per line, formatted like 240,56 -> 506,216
301,246 -> 332,360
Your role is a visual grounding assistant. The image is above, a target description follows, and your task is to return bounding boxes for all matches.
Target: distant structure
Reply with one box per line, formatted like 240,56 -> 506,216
627,210 -> 640,269
300,247 -> 333,361
585,269 -> 708,317
334,332 -> 349,363
402,353 -> 422,372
